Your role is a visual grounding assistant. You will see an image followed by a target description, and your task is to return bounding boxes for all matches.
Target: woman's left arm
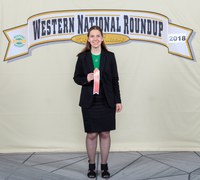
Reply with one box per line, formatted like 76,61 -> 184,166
111,53 -> 122,111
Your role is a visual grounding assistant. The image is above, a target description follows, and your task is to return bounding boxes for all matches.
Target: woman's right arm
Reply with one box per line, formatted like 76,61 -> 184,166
73,56 -> 94,86
73,56 -> 88,86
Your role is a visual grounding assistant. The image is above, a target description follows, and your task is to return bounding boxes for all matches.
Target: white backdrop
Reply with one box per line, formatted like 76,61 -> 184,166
0,0 -> 200,153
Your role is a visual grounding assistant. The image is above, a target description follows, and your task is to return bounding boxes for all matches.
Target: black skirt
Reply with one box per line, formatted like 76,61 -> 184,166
81,94 -> 116,133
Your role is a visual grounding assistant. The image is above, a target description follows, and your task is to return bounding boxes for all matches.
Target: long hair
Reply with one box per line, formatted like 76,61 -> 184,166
77,26 -> 108,56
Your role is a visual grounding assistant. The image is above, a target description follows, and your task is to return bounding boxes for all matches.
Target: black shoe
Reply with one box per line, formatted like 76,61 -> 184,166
101,164 -> 110,179
87,163 -> 96,178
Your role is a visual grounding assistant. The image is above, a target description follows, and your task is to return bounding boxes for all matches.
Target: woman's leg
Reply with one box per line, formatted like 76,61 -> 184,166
99,131 -> 111,164
86,132 -> 98,163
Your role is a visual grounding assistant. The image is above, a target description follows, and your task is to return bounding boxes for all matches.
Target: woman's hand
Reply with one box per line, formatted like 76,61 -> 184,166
116,103 -> 122,112
87,73 -> 94,82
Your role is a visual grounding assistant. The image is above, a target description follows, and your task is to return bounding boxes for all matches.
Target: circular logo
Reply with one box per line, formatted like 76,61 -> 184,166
13,35 -> 26,47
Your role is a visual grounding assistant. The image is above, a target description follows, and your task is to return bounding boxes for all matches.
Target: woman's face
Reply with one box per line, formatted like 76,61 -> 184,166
87,29 -> 103,49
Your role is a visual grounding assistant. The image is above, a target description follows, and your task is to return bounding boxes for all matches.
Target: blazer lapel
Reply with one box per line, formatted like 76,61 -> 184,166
86,51 -> 94,72
100,50 -> 106,72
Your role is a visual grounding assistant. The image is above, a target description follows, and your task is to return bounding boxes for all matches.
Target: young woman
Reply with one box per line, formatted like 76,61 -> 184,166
73,26 -> 122,179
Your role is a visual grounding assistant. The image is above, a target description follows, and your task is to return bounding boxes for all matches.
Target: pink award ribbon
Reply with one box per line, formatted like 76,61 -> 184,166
93,68 -> 100,95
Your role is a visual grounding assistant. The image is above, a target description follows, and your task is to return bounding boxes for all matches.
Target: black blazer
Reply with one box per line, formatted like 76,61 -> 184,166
73,50 -> 121,108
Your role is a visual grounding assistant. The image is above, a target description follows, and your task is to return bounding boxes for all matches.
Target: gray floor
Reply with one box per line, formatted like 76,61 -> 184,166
0,151 -> 200,180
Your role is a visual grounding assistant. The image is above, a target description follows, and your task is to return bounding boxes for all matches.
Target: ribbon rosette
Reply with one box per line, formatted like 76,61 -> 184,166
93,68 -> 100,95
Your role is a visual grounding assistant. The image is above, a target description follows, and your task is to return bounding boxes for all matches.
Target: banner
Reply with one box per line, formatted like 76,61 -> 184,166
3,9 -> 194,61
